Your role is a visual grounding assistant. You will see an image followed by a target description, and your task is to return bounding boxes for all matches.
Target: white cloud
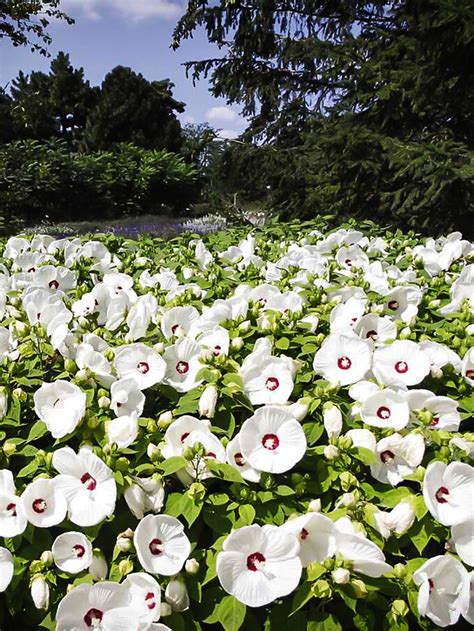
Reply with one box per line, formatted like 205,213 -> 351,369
217,129 -> 239,140
206,106 -> 240,125
61,0 -> 181,22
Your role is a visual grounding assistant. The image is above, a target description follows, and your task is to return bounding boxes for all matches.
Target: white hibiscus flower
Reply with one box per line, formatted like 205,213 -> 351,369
216,524 -> 302,607
34,380 -> 86,439
134,515 -> 191,575
53,446 -> 117,527
313,334 -> 372,386
239,406 -> 307,474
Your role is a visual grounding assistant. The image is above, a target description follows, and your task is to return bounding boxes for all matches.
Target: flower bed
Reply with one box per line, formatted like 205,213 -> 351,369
0,219 -> 473,630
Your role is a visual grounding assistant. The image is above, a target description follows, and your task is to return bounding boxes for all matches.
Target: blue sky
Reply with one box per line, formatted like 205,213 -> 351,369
0,0 -> 247,138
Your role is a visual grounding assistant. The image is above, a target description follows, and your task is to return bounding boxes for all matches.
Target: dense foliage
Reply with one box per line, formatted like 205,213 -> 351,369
0,219 -> 473,630
0,0 -> 72,55
174,1 -> 474,234
0,140 -> 199,229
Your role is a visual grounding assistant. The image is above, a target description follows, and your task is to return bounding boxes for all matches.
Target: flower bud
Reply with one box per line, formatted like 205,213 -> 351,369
158,411 -> 173,428
0,390 -> 7,419
351,578 -> 368,598
323,403 -> 343,438
160,602 -> 173,617
12,387 -> 26,401
288,399 -> 310,421
238,320 -> 251,333
89,550 -> 108,581
182,267 -> 193,280
185,558 -> 200,575
231,336 -> 244,351
147,442 -> 161,461
3,441 -> 16,457
154,342 -> 165,353
76,369 -> 88,381
40,550 -> 53,566
64,359 -> 77,373
165,579 -> 190,612
336,492 -> 357,509
199,384 -> 218,419
308,499 -> 322,512
98,396 -> 110,409
30,576 -> 49,610
323,445 -> 339,460
118,558 -> 134,577
298,315 -> 319,332
332,568 -> 350,585
116,528 -> 134,553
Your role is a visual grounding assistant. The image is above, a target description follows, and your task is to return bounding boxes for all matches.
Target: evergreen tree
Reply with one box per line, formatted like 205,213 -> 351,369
173,0 -> 474,234
81,66 -> 185,152
8,53 -> 98,143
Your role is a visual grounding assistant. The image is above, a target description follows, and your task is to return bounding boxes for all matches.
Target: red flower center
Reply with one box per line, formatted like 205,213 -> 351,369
337,356 -> 352,370
32,498 -> 47,513
84,608 -> 103,627
149,538 -> 164,555
207,451 -> 217,459
376,406 -> 391,419
213,344 -> 222,356
380,450 -> 395,464
265,377 -> 279,391
431,416 -> 440,427
366,330 -> 378,339
180,432 -> 190,443
6,502 -> 17,516
137,361 -> 150,374
300,528 -> 309,541
466,369 -> 474,379
247,551 -> 266,571
145,591 -> 157,610
435,486 -> 449,504
262,433 -> 280,450
234,452 -> 245,467
428,578 -> 434,593
176,360 -> 189,375
73,544 -> 86,558
48,279 -> 59,290
80,472 -> 97,491
171,324 -> 179,334
345,259 -> 352,267
388,300 -> 399,310
395,361 -> 408,374
28,267 -> 36,273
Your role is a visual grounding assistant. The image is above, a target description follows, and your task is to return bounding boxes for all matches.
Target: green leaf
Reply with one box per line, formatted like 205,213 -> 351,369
307,613 -> 342,630
206,461 -> 246,484
205,595 -> 246,631
158,456 -> 188,476
238,504 -> 256,525
291,582 -> 314,614
17,460 -> 39,478
275,336 -> 289,350
352,447 -> 377,465
27,420 -> 48,442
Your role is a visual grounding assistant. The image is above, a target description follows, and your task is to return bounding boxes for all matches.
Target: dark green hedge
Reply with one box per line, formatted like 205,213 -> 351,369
0,140 -> 200,228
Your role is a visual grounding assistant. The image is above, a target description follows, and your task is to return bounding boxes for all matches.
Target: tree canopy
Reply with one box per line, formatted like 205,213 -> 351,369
0,0 -> 73,55
173,0 -> 474,235
2,53 -> 185,153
